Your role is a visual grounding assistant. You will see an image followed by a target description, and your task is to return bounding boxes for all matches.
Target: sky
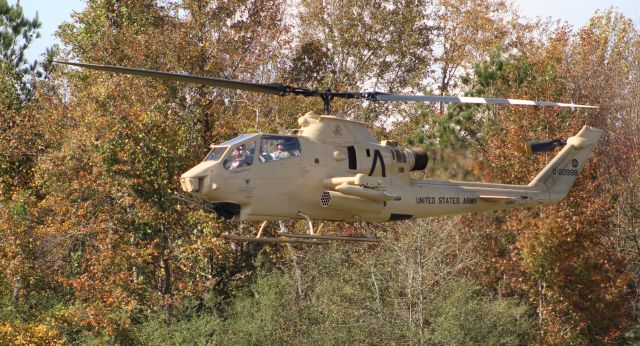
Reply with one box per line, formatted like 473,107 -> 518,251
14,0 -> 640,64
512,0 -> 639,26
16,0 -> 85,62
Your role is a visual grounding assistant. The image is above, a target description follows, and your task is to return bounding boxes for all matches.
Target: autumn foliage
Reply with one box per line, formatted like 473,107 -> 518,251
1,0 -> 640,344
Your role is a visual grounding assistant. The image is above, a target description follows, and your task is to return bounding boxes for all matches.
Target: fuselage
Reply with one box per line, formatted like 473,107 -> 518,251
180,112 -> 601,223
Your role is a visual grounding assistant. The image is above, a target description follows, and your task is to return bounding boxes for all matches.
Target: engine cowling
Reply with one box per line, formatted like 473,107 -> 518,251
381,141 -> 429,173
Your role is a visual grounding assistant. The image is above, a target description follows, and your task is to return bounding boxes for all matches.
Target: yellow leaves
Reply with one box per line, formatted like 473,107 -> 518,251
0,322 -> 64,346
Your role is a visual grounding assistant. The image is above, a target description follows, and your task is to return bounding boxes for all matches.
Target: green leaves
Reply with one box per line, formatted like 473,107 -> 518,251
0,0 -> 41,99
0,0 -> 40,71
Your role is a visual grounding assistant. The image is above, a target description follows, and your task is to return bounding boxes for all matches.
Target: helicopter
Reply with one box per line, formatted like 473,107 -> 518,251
56,61 -> 600,243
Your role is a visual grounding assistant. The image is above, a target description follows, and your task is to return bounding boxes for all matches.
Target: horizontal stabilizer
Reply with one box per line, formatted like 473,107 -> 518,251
478,195 -> 519,202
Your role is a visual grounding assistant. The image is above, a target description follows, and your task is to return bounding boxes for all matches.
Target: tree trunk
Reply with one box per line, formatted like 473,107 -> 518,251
161,228 -> 173,324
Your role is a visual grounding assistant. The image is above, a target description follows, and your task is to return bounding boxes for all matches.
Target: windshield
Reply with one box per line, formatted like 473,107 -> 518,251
219,134 -> 259,146
204,147 -> 228,161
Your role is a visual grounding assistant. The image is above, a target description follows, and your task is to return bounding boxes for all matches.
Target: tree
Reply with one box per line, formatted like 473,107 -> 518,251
0,0 -> 43,196
432,0 -> 516,97
444,10 -> 637,343
297,0 -> 434,121
19,0 -> 294,341
0,0 -> 41,97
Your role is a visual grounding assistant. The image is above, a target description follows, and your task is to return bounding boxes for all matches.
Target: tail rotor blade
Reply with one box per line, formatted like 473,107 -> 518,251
526,139 -> 567,153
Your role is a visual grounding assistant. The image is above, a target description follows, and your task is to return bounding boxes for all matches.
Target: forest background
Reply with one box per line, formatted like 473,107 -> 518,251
1,0 -> 639,344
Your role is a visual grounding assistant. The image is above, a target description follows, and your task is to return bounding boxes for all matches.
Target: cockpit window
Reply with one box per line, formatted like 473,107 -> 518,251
259,135 -> 301,163
204,147 -> 227,161
223,141 -> 256,170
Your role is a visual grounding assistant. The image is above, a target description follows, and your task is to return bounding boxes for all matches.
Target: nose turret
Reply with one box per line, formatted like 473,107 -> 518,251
180,162 -> 215,196
180,175 -> 205,193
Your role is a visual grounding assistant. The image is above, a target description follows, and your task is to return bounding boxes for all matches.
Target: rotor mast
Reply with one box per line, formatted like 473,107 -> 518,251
321,89 -> 333,114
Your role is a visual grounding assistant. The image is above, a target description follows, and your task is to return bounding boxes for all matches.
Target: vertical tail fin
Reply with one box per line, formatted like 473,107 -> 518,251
528,126 -> 603,200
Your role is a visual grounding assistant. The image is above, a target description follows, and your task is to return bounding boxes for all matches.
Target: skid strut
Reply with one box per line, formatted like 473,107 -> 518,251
298,212 -> 314,234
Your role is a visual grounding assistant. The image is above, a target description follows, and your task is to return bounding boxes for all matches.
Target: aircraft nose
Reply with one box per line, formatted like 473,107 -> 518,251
180,176 -> 205,193
180,162 -> 218,196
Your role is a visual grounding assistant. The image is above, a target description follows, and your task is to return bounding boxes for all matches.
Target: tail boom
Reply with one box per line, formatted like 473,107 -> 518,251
392,126 -> 603,219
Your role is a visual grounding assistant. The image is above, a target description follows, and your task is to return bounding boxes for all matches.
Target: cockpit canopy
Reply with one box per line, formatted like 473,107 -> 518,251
203,133 -> 301,170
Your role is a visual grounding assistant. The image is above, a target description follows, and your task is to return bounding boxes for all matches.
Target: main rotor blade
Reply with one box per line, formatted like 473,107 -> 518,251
367,93 -> 598,109
55,61 -> 315,97
56,61 -> 597,109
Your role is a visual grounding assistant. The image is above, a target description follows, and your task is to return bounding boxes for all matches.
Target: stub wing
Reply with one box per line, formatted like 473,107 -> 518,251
334,184 -> 400,202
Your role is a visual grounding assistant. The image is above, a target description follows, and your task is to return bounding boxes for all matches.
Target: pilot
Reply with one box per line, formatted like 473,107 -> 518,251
271,142 -> 291,160
228,145 -> 250,169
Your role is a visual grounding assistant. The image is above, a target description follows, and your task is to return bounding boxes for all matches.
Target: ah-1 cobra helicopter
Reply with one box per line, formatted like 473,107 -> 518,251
57,61 -> 600,243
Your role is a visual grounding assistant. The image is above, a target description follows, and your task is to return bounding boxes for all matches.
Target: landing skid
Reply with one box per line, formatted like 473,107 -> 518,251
221,233 -> 330,245
222,218 -> 381,244
222,233 -> 380,244
278,232 -> 381,242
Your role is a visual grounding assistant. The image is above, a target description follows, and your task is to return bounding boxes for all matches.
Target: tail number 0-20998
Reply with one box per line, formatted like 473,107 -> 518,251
552,168 -> 578,176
